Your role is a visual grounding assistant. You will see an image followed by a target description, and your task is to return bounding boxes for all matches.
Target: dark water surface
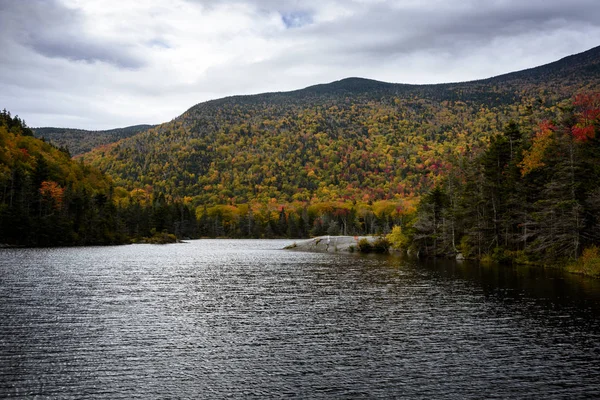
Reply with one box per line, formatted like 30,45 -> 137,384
1,240 -> 600,398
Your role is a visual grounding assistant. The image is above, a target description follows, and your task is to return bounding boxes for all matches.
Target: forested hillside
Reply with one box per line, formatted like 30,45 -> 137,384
81,46 -> 600,204
0,111 -> 195,246
34,125 -> 154,156
0,110 -> 120,245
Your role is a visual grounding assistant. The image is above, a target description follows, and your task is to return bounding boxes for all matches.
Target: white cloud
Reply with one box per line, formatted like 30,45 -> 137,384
0,0 -> 598,129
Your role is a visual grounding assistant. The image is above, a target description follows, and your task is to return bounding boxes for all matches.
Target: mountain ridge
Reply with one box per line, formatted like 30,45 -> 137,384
34,124 -> 155,156
194,45 -> 600,99
177,45 -> 600,119
36,45 -> 600,143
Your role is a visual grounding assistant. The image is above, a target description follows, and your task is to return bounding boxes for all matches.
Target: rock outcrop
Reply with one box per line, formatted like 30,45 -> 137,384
284,236 -> 379,253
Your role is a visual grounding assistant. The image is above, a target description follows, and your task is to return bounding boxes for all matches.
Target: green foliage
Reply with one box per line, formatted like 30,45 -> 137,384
357,239 -> 373,253
491,247 -> 513,265
412,185 -> 455,257
458,236 -> 472,259
191,199 -> 414,239
0,109 -> 34,136
372,237 -> 391,253
0,110 -> 196,246
5,47 -> 600,248
0,111 -> 117,246
480,254 -> 494,265
82,95 -> 499,204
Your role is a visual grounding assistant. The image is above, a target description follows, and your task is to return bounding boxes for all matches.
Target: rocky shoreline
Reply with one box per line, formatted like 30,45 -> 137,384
284,235 -> 380,253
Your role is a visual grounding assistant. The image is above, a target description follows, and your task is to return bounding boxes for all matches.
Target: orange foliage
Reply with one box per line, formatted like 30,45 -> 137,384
39,181 -> 65,209
520,120 -> 555,176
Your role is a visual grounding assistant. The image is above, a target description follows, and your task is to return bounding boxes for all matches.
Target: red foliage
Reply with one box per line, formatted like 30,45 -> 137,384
582,108 -> 600,121
39,181 -> 65,209
572,92 -> 600,142
538,120 -> 556,134
572,125 -> 595,142
573,93 -> 600,108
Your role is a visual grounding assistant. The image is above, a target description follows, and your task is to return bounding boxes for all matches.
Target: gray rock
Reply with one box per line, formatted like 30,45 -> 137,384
284,235 -> 379,253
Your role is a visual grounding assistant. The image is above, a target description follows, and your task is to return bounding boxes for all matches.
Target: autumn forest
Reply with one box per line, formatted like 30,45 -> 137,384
3,45 -> 600,275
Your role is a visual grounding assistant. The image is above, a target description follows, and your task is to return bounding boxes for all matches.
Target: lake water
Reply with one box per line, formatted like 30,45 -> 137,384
1,239 -> 600,398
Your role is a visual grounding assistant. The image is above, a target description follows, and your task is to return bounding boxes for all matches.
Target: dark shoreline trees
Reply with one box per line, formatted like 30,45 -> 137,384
411,93 -> 600,270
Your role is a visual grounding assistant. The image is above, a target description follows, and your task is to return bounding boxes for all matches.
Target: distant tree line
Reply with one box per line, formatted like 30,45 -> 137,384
193,200 -> 414,238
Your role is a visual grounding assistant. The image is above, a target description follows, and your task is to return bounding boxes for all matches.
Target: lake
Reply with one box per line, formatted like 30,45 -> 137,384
1,239 -> 600,398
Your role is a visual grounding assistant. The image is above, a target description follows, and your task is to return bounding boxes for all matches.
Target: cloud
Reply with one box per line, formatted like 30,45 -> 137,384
0,0 -> 145,69
25,33 -> 145,69
0,0 -> 598,129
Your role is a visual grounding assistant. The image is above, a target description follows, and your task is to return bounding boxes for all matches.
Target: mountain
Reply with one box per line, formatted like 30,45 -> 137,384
34,124 -> 154,156
81,45 -> 600,207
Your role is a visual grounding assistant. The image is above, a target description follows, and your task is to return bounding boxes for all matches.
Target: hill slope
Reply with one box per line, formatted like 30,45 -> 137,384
34,124 -> 154,156
0,110 -> 126,245
81,45 -> 600,206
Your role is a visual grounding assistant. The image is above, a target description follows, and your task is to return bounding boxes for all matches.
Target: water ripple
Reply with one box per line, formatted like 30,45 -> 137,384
1,240 -> 600,398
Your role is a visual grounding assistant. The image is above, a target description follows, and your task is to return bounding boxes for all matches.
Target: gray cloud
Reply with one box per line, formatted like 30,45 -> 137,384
295,0 -> 600,58
0,0 -> 145,69
25,33 -> 145,69
0,0 -> 598,129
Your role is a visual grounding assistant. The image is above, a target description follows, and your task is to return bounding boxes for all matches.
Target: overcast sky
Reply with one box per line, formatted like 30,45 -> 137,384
1,0 -> 599,130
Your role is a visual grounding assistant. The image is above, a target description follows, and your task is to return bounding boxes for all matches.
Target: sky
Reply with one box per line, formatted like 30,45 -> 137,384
1,0 -> 599,130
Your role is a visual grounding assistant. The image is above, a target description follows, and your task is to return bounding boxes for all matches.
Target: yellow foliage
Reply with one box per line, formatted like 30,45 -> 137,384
520,121 -> 554,176
386,225 -> 409,250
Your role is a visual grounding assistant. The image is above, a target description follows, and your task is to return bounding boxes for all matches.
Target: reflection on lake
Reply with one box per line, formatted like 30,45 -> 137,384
1,240 -> 599,398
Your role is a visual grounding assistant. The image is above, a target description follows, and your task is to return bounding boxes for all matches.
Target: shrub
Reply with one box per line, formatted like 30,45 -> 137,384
386,225 -> 408,250
326,221 -> 341,236
372,237 -> 391,253
144,231 -> 178,244
357,237 -> 390,254
357,238 -> 373,253
492,247 -> 512,265
480,254 -> 494,265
